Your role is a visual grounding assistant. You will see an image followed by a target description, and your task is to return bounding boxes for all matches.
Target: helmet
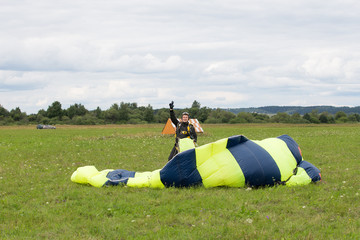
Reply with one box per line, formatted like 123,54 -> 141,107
182,112 -> 189,117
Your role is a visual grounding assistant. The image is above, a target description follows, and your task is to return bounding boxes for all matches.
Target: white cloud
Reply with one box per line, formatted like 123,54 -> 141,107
36,98 -> 49,108
204,61 -> 240,75
195,91 -> 249,107
301,51 -> 346,80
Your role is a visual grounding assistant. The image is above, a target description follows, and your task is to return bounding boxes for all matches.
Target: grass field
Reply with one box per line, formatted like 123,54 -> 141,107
0,124 -> 359,239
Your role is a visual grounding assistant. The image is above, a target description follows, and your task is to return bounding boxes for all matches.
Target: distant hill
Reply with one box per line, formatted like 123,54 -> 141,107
224,106 -> 360,115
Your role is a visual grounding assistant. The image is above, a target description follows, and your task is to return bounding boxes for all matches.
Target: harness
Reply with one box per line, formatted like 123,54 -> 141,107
176,122 -> 192,138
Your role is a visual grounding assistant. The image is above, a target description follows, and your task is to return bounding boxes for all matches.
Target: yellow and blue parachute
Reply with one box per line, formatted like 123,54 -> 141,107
71,135 -> 321,188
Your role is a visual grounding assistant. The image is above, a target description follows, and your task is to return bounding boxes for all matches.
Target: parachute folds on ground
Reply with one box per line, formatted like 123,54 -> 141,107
71,135 -> 321,188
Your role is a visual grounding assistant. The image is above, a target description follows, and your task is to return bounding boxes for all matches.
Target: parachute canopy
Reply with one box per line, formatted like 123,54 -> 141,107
71,135 -> 321,188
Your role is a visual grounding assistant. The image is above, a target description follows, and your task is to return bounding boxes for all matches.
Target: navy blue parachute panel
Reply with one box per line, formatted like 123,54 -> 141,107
105,169 -> 136,186
160,148 -> 203,187
227,138 -> 281,186
277,135 -> 302,164
226,135 -> 249,148
299,160 -> 321,182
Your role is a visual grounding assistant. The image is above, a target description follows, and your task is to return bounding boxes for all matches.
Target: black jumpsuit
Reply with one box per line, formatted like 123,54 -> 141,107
168,110 -> 197,161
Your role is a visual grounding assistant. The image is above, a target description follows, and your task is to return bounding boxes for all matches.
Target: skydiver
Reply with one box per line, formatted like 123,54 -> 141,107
168,101 -> 197,161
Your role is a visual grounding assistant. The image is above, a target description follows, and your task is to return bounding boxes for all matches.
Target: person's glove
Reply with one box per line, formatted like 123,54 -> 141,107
169,101 -> 174,110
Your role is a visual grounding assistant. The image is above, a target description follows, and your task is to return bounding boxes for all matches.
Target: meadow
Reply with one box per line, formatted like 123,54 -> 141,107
0,124 -> 359,239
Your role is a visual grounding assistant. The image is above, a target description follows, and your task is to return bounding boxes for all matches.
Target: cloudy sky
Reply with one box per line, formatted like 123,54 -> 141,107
1,0 -> 360,113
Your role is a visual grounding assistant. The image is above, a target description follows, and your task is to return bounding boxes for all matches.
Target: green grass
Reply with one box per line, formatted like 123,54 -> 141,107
1,124 -> 359,239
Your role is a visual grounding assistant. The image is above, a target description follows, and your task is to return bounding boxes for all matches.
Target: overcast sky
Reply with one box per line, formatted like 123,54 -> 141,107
1,0 -> 360,113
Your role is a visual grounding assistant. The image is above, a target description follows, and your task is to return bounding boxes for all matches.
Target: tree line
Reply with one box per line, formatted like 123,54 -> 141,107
228,105 -> 360,115
1,100 -> 360,126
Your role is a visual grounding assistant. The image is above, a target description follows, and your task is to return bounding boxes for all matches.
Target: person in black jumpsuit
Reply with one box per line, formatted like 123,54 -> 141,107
168,101 -> 197,161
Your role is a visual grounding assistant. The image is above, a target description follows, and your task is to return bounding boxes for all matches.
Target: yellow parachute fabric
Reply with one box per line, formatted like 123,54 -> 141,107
71,166 -> 113,188
127,170 -> 165,188
178,138 -> 196,152
195,138 -> 245,188
286,167 -> 312,186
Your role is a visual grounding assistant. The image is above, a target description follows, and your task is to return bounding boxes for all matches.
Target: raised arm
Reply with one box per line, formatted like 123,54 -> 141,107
169,101 -> 179,125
